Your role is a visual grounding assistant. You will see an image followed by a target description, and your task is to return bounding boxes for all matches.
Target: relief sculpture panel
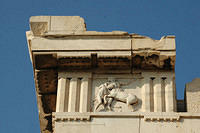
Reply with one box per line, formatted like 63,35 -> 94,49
92,74 -> 142,112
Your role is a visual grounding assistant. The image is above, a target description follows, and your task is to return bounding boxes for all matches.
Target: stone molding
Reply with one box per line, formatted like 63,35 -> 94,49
52,112 -> 200,122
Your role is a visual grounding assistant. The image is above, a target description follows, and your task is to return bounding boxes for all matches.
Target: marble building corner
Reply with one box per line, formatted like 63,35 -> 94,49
26,16 -> 200,133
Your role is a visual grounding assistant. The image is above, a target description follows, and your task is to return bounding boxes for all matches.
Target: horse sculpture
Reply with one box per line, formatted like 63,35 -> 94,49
95,81 -> 138,112
104,88 -> 138,111
94,81 -> 120,111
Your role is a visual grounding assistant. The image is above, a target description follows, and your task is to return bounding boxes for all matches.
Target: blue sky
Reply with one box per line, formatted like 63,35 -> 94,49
0,0 -> 200,132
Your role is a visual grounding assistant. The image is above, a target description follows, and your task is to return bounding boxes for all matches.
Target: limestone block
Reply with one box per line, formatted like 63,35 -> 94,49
31,38 -> 131,51
141,116 -> 200,133
30,22 -> 48,36
42,30 -> 129,37
29,16 -> 86,36
30,16 -> 50,36
50,16 -> 86,32
30,16 -> 51,23
53,112 -> 200,133
186,78 -> 200,112
54,117 -> 140,133
132,35 -> 176,50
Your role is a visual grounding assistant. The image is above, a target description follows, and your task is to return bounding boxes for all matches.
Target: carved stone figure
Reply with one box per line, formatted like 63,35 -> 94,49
94,82 -> 110,111
95,80 -> 138,112
104,88 -> 138,111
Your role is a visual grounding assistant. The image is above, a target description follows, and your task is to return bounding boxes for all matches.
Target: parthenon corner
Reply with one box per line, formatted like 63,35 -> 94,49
26,16 -> 200,133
